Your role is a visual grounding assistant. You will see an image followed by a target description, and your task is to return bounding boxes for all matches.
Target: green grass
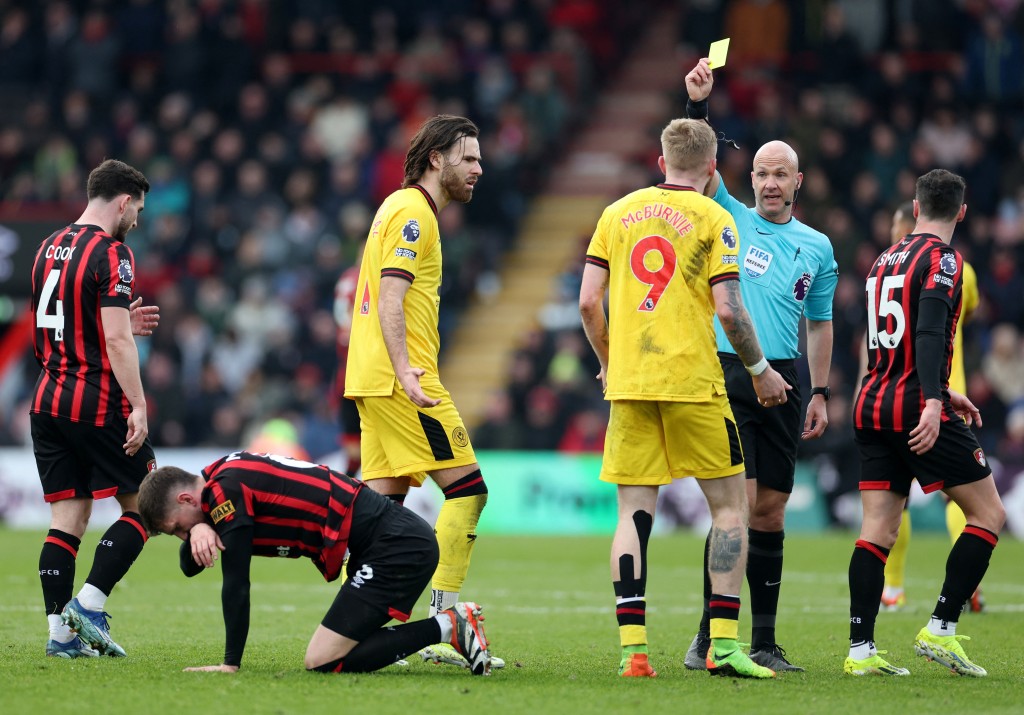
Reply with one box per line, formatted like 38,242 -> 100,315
2,528 -> 1021,714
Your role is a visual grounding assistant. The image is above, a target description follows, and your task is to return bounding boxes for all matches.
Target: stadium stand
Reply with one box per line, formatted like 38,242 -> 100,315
2,1 -> 1024,525
0,0 -> 645,455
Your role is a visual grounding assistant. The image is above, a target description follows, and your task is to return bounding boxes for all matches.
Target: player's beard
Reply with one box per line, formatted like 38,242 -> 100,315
440,163 -> 474,204
112,214 -> 133,241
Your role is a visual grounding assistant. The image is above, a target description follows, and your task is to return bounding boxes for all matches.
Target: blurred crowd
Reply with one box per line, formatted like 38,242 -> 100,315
4,0 -> 1024,521
480,0 -> 1024,521
0,0 -> 640,454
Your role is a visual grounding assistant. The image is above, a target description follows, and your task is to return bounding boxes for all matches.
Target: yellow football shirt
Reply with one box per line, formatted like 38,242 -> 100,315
949,260 -> 977,394
345,185 -> 443,397
585,183 -> 741,401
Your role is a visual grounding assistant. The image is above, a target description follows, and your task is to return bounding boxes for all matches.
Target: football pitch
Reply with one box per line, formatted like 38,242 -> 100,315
2,528 -> 1021,715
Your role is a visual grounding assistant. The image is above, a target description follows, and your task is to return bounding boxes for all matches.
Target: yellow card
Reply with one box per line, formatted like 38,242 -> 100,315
707,38 -> 730,69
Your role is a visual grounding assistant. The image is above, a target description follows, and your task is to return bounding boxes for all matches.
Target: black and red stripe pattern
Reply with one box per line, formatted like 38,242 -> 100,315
615,599 -> 646,627
584,254 -> 609,270
200,451 -> 363,582
44,531 -> 79,558
855,538 -> 889,564
709,594 -> 741,621
410,184 -> 438,217
655,183 -> 696,192
30,224 -> 135,426
709,273 -> 738,286
855,234 -> 963,431
963,524 -> 998,547
381,267 -> 415,283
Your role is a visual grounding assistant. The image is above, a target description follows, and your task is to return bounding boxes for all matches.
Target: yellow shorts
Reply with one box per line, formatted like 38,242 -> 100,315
355,380 -> 477,485
600,397 -> 745,485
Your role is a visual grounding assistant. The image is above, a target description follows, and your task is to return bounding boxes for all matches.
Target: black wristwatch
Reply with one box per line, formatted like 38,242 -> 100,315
810,386 -> 831,401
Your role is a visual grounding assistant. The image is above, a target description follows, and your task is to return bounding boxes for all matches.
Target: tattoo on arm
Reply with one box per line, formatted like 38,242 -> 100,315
719,281 -> 763,366
708,526 -> 743,573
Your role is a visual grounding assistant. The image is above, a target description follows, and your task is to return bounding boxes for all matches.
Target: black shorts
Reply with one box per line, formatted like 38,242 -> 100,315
31,412 -> 157,502
720,353 -> 802,494
339,396 -> 361,442
854,421 -> 992,496
322,496 -> 438,641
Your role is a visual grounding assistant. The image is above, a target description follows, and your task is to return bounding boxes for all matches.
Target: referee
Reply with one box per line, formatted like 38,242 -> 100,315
682,58 -> 839,673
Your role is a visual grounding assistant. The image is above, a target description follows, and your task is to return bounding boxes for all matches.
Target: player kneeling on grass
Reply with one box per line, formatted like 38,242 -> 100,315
137,451 -> 492,675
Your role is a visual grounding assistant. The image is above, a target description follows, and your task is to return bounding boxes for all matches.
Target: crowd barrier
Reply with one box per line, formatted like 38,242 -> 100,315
0,448 -> 970,534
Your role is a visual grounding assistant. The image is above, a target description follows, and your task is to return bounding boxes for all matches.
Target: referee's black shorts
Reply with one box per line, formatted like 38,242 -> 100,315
719,352 -> 802,494
31,412 -> 157,502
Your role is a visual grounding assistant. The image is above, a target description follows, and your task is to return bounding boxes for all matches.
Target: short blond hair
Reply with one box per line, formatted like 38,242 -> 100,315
661,119 -> 717,173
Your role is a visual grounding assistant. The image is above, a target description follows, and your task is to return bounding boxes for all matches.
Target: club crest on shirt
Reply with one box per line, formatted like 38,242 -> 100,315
118,259 -> 133,282
359,283 -> 370,315
210,500 -> 235,524
402,219 -> 420,242
940,253 -> 957,275
720,226 -> 736,250
743,246 -> 773,278
974,448 -> 987,467
793,272 -> 812,301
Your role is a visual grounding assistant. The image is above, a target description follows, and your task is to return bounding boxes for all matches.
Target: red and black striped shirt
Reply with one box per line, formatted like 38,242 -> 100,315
855,233 -> 963,431
200,451 -> 364,582
30,224 -> 136,426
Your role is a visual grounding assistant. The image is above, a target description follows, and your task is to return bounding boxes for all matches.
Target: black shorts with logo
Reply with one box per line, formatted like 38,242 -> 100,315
720,352 -> 802,494
854,419 -> 992,496
31,412 -> 157,502
322,491 -> 439,641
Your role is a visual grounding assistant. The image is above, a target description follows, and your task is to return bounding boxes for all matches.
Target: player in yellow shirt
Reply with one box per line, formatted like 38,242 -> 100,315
345,114 -> 503,670
878,201 -> 982,612
580,118 -> 790,679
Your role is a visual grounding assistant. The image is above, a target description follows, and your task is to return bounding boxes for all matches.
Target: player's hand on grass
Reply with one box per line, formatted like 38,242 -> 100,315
190,522 -> 225,568
801,393 -> 829,439
752,366 -> 791,407
184,664 -> 238,673
685,58 -> 714,102
949,389 -> 982,428
124,406 -> 148,456
397,366 -> 441,408
129,296 -> 160,336
908,399 -> 942,454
